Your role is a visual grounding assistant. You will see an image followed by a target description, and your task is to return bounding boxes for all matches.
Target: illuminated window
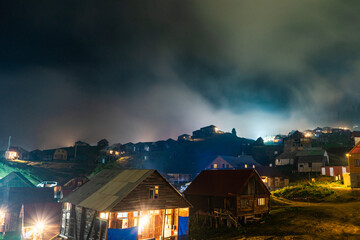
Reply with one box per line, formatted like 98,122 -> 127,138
179,208 -> 189,217
117,212 -> 128,218
133,211 -> 138,217
252,165 -> 255,168
109,150 -> 113,154
257,198 -> 265,206
355,159 -> 360,167
122,219 -> 128,228
244,164 -> 248,168
213,164 -> 217,169
100,212 -> 109,219
149,186 -> 159,199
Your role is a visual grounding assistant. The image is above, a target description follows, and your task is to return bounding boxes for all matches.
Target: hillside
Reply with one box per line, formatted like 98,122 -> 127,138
0,158 -> 96,185
114,133 -> 254,174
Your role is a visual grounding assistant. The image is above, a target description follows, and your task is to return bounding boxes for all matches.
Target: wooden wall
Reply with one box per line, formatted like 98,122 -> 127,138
111,171 -> 190,212
60,171 -> 191,240
61,204 -> 106,240
185,174 -> 270,218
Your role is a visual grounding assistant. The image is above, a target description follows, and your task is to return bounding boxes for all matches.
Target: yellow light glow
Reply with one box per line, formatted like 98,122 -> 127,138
0,209 -> 5,225
35,221 -> 44,233
109,150 -> 113,154
138,214 -> 150,233
213,164 -> 217,169
244,164 -> 248,168
215,127 -> 219,132
115,151 -> 119,155
6,151 -> 18,160
346,154 -> 350,157
304,132 -> 313,138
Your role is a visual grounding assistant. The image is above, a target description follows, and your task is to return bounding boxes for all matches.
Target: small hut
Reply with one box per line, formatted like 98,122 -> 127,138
347,142 -> 360,188
59,169 -> 191,240
184,169 -> 270,224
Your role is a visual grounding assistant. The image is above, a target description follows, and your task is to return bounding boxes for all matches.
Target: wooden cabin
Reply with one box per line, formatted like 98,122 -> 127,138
183,169 -> 270,224
256,166 -> 289,190
59,169 -> 191,240
347,142 -> 360,188
205,155 -> 261,170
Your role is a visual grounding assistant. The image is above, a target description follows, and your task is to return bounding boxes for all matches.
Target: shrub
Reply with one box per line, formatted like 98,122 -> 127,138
273,182 -> 334,201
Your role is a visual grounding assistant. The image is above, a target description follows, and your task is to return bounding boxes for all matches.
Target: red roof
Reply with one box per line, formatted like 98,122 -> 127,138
184,169 -> 267,197
350,142 -> 360,154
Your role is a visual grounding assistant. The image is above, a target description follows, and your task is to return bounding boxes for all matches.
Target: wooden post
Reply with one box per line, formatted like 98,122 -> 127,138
162,209 -> 166,240
72,205 -> 78,240
79,207 -> 86,239
99,222 -> 102,240
85,211 -> 97,240
104,214 -> 110,240
93,213 -> 99,240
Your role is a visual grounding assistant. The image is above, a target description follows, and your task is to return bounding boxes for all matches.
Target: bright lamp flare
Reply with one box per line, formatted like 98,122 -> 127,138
35,221 -> 45,232
139,215 -> 150,228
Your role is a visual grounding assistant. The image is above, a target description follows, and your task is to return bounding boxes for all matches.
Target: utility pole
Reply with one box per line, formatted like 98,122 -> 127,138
7,136 -> 11,151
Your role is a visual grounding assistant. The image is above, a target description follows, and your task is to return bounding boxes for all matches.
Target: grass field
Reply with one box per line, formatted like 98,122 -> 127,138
0,158 -> 95,185
190,191 -> 360,239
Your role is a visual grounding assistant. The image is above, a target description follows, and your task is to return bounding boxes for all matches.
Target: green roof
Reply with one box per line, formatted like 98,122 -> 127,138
0,172 -> 35,187
296,148 -> 325,157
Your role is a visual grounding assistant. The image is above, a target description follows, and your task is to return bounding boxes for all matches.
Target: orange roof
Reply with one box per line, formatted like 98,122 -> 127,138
350,142 -> 360,154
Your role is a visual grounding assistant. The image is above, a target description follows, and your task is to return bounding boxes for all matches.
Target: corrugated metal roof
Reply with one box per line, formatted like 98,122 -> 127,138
62,169 -> 155,212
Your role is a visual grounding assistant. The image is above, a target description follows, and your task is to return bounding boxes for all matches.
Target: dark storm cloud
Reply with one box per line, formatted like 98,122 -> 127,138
0,0 -> 360,149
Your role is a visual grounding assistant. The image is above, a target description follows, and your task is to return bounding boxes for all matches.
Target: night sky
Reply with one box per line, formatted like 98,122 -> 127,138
1,1 -> 360,150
